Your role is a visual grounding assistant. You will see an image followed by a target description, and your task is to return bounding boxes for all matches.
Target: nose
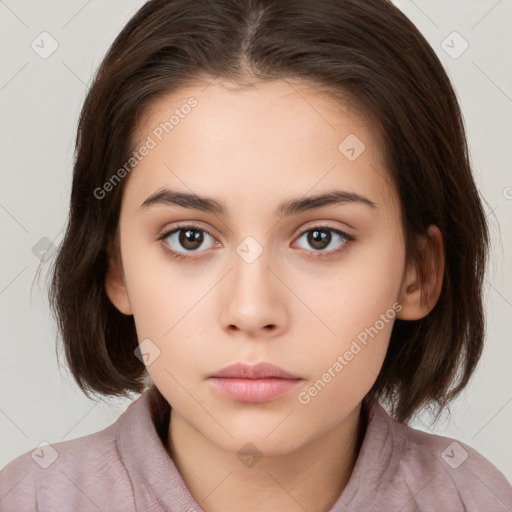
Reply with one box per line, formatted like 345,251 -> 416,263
219,247 -> 288,339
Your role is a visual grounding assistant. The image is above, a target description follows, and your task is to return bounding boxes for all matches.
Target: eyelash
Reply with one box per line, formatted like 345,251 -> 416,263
157,224 -> 356,262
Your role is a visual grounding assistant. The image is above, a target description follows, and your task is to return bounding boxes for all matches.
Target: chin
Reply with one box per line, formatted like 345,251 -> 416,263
207,413 -> 311,454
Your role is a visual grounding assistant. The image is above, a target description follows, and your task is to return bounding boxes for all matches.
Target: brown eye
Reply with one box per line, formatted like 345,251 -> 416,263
178,228 -> 204,250
160,225 -> 217,257
294,225 -> 355,259
307,229 -> 332,250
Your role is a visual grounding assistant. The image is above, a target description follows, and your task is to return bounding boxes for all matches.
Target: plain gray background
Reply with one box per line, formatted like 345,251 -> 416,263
1,0 -> 511,483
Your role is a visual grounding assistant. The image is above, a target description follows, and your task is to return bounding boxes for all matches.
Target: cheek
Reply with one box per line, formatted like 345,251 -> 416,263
295,235 -> 404,398
305,240 -> 404,343
120,231 -> 199,336
294,297 -> 397,432
298,296 -> 396,399
119,236 -> 216,382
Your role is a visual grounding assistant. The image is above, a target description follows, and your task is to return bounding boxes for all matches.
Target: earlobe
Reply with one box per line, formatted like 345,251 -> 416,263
104,239 -> 133,316
396,225 -> 445,321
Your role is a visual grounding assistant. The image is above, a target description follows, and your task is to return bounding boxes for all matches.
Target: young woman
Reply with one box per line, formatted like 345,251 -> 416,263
1,0 -> 510,510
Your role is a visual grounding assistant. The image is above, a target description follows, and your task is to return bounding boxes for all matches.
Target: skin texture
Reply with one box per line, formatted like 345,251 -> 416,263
105,79 -> 444,512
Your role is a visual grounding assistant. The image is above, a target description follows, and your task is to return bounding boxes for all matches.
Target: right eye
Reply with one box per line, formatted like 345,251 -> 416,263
158,224 -> 219,260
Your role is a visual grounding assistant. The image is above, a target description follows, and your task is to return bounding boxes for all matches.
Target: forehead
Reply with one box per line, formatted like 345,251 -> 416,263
138,79 -> 375,150
125,79 -> 397,215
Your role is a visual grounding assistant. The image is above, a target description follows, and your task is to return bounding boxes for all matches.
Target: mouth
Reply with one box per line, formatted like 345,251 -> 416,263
208,362 -> 304,403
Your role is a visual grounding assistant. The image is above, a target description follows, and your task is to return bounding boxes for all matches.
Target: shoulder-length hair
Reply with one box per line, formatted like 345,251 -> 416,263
49,0 -> 489,423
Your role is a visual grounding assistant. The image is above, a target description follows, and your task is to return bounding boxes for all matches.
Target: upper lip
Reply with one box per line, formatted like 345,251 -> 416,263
210,362 -> 302,380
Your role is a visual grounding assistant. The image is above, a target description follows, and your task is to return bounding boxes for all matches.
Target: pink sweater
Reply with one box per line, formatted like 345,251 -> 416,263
1,388 -> 511,511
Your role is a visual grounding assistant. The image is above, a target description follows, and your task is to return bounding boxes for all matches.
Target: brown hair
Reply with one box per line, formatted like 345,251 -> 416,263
49,0 -> 489,423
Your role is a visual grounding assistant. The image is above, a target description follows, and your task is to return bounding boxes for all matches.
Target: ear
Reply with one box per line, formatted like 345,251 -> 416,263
396,225 -> 445,321
104,237 -> 133,315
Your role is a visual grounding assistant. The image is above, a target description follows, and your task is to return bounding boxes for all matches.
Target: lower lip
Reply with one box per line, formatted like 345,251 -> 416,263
209,377 -> 302,403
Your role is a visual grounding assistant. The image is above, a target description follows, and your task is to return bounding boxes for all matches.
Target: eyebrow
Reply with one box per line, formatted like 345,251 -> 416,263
140,187 -> 377,216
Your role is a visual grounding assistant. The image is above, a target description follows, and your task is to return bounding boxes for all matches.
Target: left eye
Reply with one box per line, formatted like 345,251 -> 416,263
294,226 -> 353,255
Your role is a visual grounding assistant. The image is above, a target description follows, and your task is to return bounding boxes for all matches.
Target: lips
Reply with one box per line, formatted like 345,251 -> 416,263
209,363 -> 303,403
210,362 -> 301,380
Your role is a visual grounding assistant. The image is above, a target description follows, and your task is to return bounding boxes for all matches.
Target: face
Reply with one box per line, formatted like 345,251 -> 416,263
107,79 -> 418,456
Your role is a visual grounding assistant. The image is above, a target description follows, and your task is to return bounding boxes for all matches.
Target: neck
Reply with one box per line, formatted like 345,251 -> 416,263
166,401 -> 366,512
